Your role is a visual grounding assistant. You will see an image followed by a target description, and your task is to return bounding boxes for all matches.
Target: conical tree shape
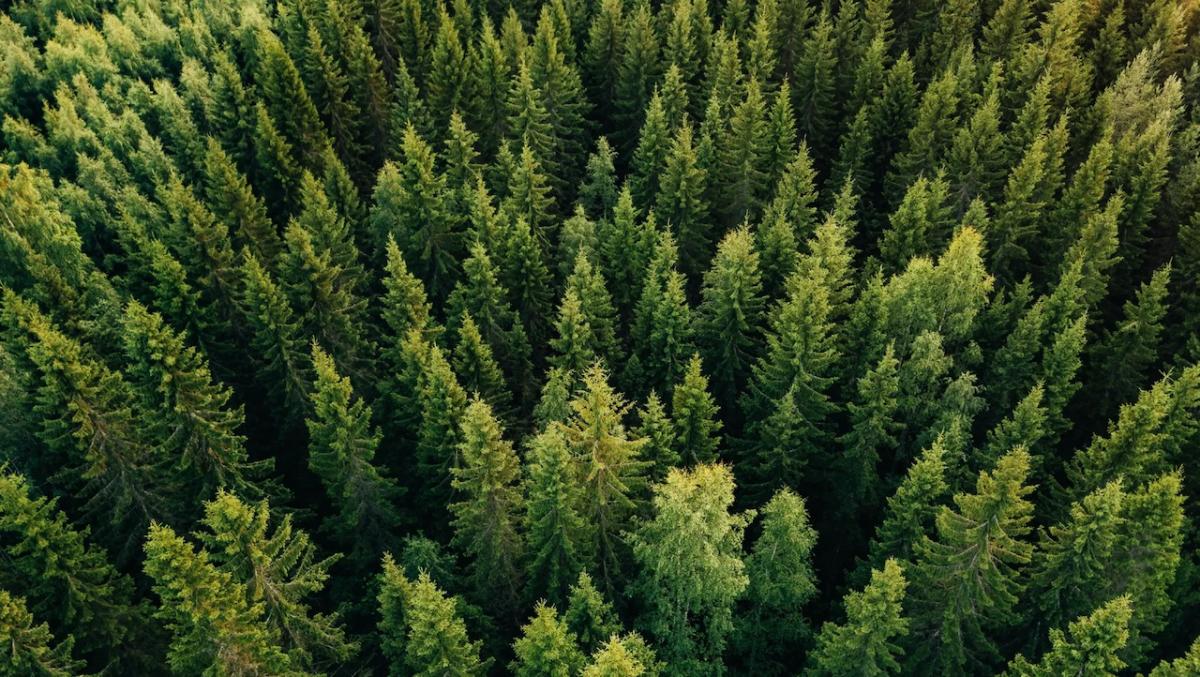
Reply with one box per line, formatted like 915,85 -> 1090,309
196,491 -> 355,667
376,564 -> 490,677
510,602 -> 586,677
452,312 -> 513,420
523,426 -> 589,607
239,253 -> 311,423
809,559 -> 909,676
305,344 -> 402,563
450,398 -> 524,617
0,589 -> 84,676
671,354 -> 722,466
565,571 -> 622,657
1005,597 -> 1131,677
142,523 -> 298,675
696,226 -> 765,413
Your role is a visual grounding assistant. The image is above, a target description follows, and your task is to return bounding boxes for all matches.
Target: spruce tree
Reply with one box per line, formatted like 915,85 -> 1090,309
142,523 -> 299,675
565,571 -> 621,657
305,344 -> 402,562
839,343 -> 903,512
634,392 -> 680,484
453,312 -> 513,419
655,118 -> 710,279
809,559 -> 909,676
559,365 -> 647,596
196,491 -> 355,667
377,566 -> 490,677
860,437 -> 950,576
511,602 -> 586,677
671,354 -> 722,466
121,301 -> 270,503
735,488 -> 818,674
1005,597 -> 1131,677
907,448 -> 1036,674
450,398 -> 525,617
0,589 -> 85,676
523,427 -> 589,607
696,226 -> 765,413
550,289 -> 598,377
239,253 -> 311,423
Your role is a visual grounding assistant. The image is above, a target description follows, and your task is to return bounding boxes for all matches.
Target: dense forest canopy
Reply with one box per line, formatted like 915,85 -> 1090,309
1,0 -> 1200,674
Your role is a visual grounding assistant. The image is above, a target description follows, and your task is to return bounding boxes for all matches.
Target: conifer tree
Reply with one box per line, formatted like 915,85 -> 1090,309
1005,597 -> 1131,677
377,565 -> 490,677
450,398 -> 525,617
414,343 -> 470,514
0,470 -> 142,664
143,523 -> 299,675
0,589 -> 85,676
3,291 -> 169,555
239,253 -> 311,423
879,174 -> 952,273
860,438 -> 950,576
671,354 -> 722,466
634,392 -> 680,484
559,365 -> 647,596
202,137 -> 280,266
655,118 -> 710,279
907,448 -> 1036,674
840,343 -> 903,512
809,559 -> 909,676
565,571 -> 622,657
550,289 -> 598,375
499,215 -> 554,345
696,226 -> 765,412
306,344 -> 402,562
735,488 -> 818,674
1089,264 -> 1171,416
631,233 -> 696,396
380,235 -> 440,348
579,137 -> 619,220
565,252 -> 622,371
717,78 -> 769,226
762,142 -> 819,243
121,301 -> 269,503
791,11 -> 837,158
453,313 -> 513,419
523,427 -> 589,607
613,2 -> 661,149
511,602 -> 586,677
629,92 -> 670,210
631,464 -> 749,673
197,491 -> 355,667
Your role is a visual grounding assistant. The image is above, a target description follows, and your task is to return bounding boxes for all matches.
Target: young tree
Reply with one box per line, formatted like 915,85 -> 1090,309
452,313 -> 513,419
839,343 -> 903,511
450,398 -> 525,617
549,289 -> 598,375
239,253 -> 310,423
809,559 -> 909,676
656,119 -> 711,279
631,464 -> 750,672
511,602 -> 586,677
671,354 -> 722,466
634,392 -> 680,484
305,344 -> 402,562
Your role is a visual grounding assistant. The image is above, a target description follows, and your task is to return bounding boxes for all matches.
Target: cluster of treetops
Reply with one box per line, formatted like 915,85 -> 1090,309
1,0 -> 1200,674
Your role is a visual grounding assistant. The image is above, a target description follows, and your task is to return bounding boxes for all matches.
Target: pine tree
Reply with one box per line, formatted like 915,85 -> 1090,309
762,142 -> 819,243
735,488 -> 818,674
380,235 -> 440,348
502,143 -> 557,245
579,137 -> 619,221
511,602 -> 586,677
907,448 -> 1036,674
121,301 -> 269,504
196,491 -> 354,667
613,2 -> 661,150
450,398 -> 524,616
631,464 -> 750,673
791,11 -> 837,159
305,344 -> 402,562
523,426 -> 589,607
696,226 -> 765,413
142,523 -> 299,675
809,559 -> 909,676
879,174 -> 953,273
499,215 -> 554,345
1005,597 -> 1131,677
631,233 -> 696,396
559,365 -> 647,596
413,343 -> 470,516
565,252 -> 622,371
983,384 -> 1048,470
671,354 -> 722,466
717,78 -> 769,226
0,589 -> 84,676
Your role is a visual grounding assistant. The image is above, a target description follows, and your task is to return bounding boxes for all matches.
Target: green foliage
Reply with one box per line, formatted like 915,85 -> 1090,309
511,602 -> 586,677
809,559 -> 909,676
631,464 -> 750,672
